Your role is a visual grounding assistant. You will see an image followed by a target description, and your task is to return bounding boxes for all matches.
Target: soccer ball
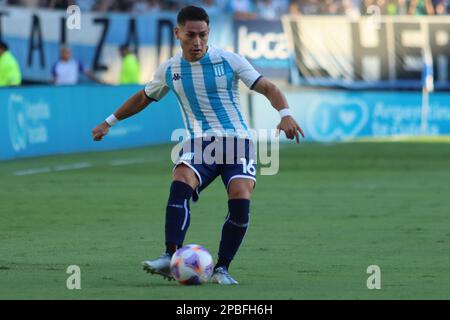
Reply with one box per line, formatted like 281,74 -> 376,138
170,244 -> 214,285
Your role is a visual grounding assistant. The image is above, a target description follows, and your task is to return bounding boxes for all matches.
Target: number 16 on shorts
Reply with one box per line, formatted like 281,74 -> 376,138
240,158 -> 256,176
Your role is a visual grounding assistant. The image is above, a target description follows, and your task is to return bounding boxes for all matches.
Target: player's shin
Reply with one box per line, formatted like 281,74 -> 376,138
216,199 -> 250,270
165,181 -> 193,255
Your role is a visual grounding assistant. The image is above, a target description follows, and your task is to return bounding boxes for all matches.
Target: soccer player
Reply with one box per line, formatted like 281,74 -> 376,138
91,6 -> 304,285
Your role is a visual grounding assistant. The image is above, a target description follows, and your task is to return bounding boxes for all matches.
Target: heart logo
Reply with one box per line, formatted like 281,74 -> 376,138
307,98 -> 369,141
339,110 -> 356,126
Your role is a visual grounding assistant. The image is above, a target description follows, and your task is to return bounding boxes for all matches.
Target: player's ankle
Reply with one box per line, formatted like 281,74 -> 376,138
214,256 -> 231,271
165,242 -> 180,256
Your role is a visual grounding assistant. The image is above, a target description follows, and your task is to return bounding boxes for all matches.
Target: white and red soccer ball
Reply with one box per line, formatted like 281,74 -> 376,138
170,244 -> 214,285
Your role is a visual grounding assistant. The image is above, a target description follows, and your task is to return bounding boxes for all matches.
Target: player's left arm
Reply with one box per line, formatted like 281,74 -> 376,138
252,77 -> 305,143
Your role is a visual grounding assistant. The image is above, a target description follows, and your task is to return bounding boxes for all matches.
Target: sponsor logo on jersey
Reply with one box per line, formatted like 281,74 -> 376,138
172,73 -> 182,81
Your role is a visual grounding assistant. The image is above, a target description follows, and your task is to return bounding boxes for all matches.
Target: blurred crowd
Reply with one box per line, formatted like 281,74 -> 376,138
0,0 -> 448,16
0,41 -> 141,86
1,0 -> 448,87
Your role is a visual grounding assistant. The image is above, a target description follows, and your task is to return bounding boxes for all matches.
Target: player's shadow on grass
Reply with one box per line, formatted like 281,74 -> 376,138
113,280 -> 178,288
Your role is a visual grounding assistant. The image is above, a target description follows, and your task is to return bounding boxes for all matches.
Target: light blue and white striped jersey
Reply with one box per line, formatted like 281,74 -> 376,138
144,46 -> 262,139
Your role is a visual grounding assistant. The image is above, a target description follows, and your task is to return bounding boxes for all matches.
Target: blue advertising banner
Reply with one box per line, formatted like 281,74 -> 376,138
234,19 -> 290,79
0,85 -> 184,160
252,90 -> 450,142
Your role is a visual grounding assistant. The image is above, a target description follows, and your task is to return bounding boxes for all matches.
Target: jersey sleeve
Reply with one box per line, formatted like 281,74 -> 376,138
144,62 -> 170,101
223,51 -> 262,89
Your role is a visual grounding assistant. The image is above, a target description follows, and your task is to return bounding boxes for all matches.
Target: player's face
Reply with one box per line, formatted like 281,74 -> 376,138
175,20 -> 209,62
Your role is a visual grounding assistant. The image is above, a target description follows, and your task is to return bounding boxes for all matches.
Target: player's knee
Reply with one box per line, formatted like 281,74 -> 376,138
173,164 -> 199,190
228,179 -> 254,199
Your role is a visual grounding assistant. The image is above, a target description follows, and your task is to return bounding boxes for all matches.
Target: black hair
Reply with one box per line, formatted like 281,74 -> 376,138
119,44 -> 129,51
177,6 -> 209,26
0,41 -> 8,51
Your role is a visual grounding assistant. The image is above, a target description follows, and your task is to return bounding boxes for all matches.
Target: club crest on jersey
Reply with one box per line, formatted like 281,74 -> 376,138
213,63 -> 225,77
172,73 -> 182,81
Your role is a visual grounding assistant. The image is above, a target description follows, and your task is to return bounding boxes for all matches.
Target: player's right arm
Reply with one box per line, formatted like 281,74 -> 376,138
92,89 -> 153,141
92,61 -> 170,142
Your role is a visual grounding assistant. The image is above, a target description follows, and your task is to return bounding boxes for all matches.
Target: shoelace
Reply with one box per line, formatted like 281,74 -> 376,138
216,268 -> 234,282
156,253 -> 171,260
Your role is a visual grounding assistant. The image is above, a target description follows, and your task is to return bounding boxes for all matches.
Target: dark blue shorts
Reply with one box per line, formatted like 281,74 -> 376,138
174,137 -> 257,201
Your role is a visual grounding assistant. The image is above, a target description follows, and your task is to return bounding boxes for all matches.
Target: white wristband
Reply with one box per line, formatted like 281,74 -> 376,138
105,114 -> 119,126
279,108 -> 292,119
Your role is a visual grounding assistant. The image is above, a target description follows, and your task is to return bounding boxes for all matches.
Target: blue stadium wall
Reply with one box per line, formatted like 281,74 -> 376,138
3,86 -> 450,161
252,90 -> 450,142
0,85 -> 184,160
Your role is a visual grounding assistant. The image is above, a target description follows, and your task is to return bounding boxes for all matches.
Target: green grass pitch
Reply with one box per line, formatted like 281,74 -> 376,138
1,141 -> 449,299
